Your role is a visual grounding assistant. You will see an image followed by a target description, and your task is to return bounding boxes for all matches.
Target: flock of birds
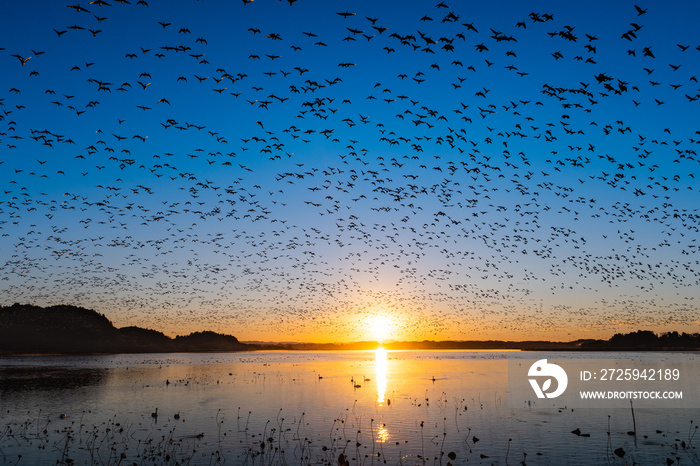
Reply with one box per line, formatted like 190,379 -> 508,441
1,0 -> 699,341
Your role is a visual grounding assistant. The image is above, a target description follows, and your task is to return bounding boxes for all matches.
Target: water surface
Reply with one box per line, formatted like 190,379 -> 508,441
0,350 -> 697,464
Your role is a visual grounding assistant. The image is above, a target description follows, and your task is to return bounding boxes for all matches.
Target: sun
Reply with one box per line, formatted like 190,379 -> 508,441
369,315 -> 392,342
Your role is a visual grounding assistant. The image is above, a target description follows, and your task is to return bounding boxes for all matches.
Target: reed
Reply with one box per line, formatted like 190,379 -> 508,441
0,388 -> 698,465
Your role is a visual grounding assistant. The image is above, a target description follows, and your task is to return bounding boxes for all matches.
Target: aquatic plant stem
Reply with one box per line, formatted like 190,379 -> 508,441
630,400 -> 637,436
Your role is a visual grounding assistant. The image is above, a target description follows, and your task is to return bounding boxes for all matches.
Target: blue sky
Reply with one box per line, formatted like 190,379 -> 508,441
1,0 -> 699,342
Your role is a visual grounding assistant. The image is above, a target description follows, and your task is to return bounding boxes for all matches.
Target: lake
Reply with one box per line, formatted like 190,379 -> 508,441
0,350 -> 698,464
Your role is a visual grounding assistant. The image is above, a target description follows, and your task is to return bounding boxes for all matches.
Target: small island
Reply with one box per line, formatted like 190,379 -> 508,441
1,303 -> 698,354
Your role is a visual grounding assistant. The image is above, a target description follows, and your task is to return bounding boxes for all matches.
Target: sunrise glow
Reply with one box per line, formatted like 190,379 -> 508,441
369,315 -> 392,343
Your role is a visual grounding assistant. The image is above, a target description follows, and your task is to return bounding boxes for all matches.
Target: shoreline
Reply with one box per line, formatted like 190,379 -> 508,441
2,346 -> 698,357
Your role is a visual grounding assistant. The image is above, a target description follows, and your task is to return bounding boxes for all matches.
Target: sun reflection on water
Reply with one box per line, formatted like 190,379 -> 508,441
376,424 -> 390,443
375,348 -> 388,405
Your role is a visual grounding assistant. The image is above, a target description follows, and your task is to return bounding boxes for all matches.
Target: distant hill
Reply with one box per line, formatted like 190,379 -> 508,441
578,329 -> 700,351
0,303 -> 251,354
2,304 -> 697,354
259,339 -> 592,351
253,334 -> 700,352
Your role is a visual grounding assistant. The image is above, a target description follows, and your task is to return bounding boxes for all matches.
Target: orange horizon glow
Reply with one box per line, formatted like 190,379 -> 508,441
107,311 -> 700,345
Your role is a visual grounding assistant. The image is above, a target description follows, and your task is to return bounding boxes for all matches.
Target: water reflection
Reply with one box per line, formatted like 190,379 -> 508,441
376,424 -> 389,443
375,348 -> 387,405
0,352 -> 696,464
0,367 -> 107,394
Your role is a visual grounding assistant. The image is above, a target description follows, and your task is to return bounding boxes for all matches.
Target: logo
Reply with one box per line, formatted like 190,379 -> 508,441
528,359 -> 568,398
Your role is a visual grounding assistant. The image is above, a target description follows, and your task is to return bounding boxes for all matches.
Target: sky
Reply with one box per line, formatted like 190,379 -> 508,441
1,0 -> 699,343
